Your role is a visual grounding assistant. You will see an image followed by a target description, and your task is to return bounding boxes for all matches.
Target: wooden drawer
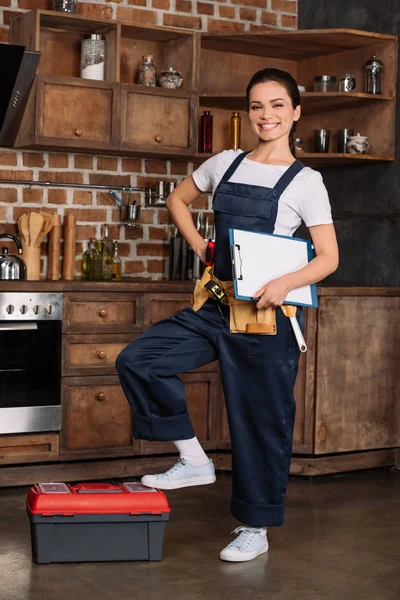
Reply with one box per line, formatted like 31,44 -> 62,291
60,376 -> 136,460
0,433 -> 59,465
63,334 -> 136,376
64,293 -> 144,334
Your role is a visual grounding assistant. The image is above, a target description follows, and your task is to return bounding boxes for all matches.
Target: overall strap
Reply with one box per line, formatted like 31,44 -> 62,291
219,151 -> 251,184
272,160 -> 305,198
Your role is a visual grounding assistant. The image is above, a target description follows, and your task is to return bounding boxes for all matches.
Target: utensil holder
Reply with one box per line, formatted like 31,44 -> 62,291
21,243 -> 41,280
120,204 -> 140,223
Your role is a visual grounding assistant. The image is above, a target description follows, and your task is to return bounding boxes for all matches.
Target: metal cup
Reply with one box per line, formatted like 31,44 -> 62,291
120,204 -> 139,222
337,128 -> 354,153
314,129 -> 331,153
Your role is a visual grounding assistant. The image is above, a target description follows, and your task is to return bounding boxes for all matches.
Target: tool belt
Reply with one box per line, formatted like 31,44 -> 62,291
191,267 -> 276,335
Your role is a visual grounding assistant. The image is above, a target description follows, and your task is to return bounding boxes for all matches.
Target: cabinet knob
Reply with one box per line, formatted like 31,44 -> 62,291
97,351 -> 107,360
154,134 -> 163,143
96,392 -> 105,401
74,128 -> 83,137
98,308 -> 108,318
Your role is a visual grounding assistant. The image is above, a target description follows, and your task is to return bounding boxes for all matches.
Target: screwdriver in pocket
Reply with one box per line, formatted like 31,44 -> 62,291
280,305 -> 307,353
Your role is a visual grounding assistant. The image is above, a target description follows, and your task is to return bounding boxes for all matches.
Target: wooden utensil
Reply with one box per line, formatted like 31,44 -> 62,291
29,212 -> 43,248
35,212 -> 54,247
62,213 -> 77,280
17,216 -> 26,244
20,213 -> 30,246
47,214 -> 61,281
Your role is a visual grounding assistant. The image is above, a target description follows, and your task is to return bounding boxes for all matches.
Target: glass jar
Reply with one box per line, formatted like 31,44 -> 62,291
53,0 -> 77,12
313,75 -> 337,92
80,34 -> 106,81
138,55 -> 157,87
294,137 -> 305,153
365,56 -> 383,94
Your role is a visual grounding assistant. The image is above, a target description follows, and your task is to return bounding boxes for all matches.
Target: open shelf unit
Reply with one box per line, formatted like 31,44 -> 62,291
10,12 -> 398,164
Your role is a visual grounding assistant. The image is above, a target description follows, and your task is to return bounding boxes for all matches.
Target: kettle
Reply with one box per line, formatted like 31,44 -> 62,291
0,234 -> 27,280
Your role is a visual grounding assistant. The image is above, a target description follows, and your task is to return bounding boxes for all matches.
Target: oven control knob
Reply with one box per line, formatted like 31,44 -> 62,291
46,305 -> 53,315
33,305 -> 39,315
6,305 -> 14,314
20,305 -> 28,314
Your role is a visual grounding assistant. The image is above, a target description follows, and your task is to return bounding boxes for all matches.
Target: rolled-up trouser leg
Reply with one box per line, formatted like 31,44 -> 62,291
218,306 -> 302,528
116,307 -> 219,441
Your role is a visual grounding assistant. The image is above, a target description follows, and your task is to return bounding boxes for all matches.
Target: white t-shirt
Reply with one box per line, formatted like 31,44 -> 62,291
192,150 -> 333,237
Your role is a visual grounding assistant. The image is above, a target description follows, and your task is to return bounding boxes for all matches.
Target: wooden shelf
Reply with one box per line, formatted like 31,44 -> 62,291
296,153 -> 394,166
195,152 -> 394,165
199,92 -> 395,113
201,29 -> 397,60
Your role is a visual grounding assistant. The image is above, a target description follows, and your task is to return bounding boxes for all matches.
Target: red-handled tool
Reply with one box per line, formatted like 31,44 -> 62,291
205,240 -> 215,266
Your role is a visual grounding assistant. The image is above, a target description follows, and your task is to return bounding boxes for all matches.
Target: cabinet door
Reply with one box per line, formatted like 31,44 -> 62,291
314,296 -> 400,454
60,376 -> 135,460
121,86 -> 196,155
140,371 -> 219,455
37,76 -> 118,150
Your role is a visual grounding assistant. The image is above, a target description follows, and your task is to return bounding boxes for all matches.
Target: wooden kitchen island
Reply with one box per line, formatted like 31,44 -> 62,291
0,281 -> 399,487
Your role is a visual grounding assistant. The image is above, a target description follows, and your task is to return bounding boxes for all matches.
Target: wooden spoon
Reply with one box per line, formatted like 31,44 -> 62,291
36,212 -> 54,246
17,216 -> 26,244
29,212 -> 43,248
20,213 -> 30,246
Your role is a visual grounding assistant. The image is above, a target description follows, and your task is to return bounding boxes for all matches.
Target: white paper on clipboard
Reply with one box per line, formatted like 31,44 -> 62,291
229,228 -> 318,308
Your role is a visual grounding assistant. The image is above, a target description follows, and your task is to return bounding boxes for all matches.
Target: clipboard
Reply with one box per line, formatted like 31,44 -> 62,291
229,228 -> 318,308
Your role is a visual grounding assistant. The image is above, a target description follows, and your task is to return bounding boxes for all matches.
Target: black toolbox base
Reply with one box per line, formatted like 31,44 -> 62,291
29,513 -> 169,563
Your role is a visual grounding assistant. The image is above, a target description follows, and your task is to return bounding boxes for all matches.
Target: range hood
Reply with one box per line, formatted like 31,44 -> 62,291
0,43 -> 41,147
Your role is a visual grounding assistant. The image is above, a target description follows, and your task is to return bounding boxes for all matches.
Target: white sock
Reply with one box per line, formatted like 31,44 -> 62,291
173,437 -> 210,467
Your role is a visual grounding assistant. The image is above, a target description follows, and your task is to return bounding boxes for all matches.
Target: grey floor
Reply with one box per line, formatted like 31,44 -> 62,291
0,468 -> 400,600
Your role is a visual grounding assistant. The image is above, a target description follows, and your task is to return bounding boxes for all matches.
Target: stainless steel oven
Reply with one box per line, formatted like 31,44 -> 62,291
0,292 -> 62,434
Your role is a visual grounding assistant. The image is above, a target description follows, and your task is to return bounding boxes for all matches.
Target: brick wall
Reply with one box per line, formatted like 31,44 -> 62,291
0,0 -> 297,280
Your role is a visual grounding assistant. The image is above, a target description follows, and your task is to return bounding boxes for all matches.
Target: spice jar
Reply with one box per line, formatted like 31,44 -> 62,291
313,76 -> 337,92
53,0 -> 77,12
138,55 -> 157,87
80,34 -> 106,81
365,56 -> 383,94
294,137 -> 305,153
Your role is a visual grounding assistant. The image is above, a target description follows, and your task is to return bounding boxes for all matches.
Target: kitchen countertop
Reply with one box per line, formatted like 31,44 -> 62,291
0,279 -> 399,296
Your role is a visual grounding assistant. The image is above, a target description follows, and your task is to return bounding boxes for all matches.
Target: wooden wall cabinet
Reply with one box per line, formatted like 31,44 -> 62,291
10,11 -> 397,166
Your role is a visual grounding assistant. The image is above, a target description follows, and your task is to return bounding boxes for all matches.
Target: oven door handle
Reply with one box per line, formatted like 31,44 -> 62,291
0,322 -> 38,331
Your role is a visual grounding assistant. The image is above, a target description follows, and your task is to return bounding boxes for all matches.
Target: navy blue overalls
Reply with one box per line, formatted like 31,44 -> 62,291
116,152 -> 305,527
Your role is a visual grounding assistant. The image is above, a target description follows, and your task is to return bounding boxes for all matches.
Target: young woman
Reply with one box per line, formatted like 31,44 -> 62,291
116,68 -> 338,563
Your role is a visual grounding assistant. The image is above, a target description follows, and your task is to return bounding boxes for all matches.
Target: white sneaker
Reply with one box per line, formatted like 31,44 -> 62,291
219,527 -> 269,562
141,458 -> 216,490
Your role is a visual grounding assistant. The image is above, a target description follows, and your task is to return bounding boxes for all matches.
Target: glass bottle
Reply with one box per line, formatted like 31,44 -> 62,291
82,239 -> 95,280
365,55 -> 383,94
91,238 -> 103,280
112,241 -> 122,281
138,55 -> 157,87
100,224 -> 114,281
199,110 -> 213,153
230,112 -> 241,151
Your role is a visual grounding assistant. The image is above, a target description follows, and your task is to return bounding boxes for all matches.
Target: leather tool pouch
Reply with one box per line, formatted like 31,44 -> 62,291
191,270 -> 276,335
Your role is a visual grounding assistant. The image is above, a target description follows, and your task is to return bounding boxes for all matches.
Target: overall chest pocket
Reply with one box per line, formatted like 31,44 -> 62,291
213,183 -> 274,220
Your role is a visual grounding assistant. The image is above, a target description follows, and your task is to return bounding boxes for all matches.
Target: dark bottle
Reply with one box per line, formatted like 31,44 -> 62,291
199,110 -> 213,153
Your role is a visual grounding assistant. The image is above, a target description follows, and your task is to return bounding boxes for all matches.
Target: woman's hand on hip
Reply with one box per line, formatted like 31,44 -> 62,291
253,277 -> 290,309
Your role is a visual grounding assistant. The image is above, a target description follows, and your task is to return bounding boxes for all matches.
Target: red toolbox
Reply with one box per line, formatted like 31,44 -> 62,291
26,482 -> 170,563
